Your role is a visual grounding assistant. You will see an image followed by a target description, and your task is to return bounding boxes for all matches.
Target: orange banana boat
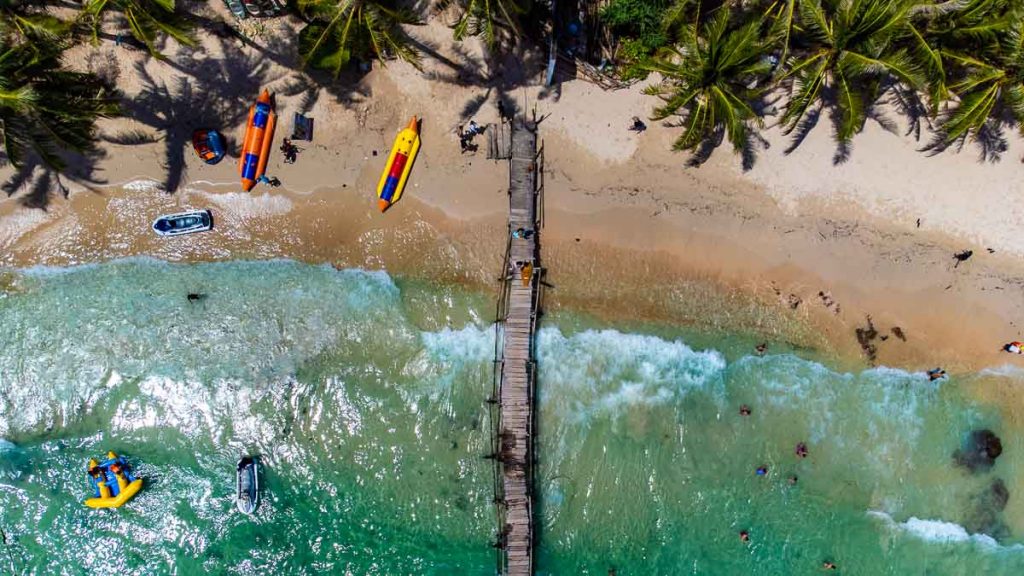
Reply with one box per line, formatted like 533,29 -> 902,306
239,89 -> 277,191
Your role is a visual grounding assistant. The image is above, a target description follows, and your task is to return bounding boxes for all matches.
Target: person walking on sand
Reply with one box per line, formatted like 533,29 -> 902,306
629,116 -> 647,132
927,367 -> 946,381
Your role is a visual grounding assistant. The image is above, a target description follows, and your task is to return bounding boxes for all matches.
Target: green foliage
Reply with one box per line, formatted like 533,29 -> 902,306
642,10 -> 774,153
779,0 -> 924,144
442,0 -> 524,47
0,41 -> 119,170
296,0 -> 423,76
79,0 -> 196,59
602,0 -> 670,53
0,1 -> 70,45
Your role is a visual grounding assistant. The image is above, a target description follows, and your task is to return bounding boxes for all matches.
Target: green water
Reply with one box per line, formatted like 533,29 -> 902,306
0,259 -> 1022,575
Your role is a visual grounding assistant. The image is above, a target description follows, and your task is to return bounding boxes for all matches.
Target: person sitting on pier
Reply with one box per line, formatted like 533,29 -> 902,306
520,262 -> 534,287
511,227 -> 534,239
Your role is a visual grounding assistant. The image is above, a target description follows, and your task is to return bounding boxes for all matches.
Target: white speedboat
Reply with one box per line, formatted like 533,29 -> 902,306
152,210 -> 213,236
236,456 -> 259,515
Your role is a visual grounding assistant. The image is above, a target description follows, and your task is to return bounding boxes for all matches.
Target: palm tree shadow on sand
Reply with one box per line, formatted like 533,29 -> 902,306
116,44 -> 283,194
1,152 -> 107,210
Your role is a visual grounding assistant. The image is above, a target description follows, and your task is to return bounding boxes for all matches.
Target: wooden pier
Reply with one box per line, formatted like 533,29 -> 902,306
489,116 -> 543,576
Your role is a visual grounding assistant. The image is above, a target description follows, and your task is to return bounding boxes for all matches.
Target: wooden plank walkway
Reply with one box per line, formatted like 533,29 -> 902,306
491,117 -> 541,576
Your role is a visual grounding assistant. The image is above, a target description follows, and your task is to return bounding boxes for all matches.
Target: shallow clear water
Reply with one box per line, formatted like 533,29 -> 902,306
0,260 -> 1022,575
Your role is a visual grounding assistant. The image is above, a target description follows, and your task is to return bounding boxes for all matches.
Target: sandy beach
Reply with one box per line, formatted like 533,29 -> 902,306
6,5 -> 1024,571
3,5 -> 1024,380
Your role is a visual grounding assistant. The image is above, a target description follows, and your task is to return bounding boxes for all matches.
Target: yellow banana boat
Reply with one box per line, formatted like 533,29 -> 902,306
376,116 -> 421,212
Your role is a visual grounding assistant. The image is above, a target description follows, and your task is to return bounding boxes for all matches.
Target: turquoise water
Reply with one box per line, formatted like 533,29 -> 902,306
0,259 -> 1022,575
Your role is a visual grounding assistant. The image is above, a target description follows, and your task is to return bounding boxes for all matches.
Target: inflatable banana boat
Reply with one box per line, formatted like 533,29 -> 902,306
85,452 -> 142,509
239,89 -> 277,191
376,116 -> 421,212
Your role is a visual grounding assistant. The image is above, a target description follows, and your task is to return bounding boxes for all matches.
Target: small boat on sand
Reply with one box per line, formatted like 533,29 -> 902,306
152,210 -> 213,236
236,456 -> 259,515
192,129 -> 226,165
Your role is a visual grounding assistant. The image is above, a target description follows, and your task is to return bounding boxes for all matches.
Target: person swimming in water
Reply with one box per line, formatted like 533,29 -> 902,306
756,466 -> 768,476
739,530 -> 749,542
739,405 -> 752,416
796,442 -> 809,458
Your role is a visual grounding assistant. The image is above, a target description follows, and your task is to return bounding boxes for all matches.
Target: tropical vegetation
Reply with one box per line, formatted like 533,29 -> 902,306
295,0 -> 423,74
0,40 -> 118,170
78,0 -> 197,58
443,0 -> 524,47
605,0 -> 1024,160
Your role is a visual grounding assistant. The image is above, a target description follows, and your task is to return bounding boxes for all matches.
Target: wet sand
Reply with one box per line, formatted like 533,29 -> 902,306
2,4 -> 1024,416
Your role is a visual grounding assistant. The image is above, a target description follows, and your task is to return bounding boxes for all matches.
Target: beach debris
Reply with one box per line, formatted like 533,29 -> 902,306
292,113 -> 314,141
954,429 -> 1003,473
817,291 -> 841,314
855,316 -> 879,363
891,327 -> 906,341
953,249 -> 973,268
628,116 -> 647,132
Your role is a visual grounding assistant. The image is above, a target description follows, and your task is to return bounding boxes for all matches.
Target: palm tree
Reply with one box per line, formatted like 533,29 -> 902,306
78,0 -> 196,59
778,0 -> 924,144
295,0 -> 423,76
0,41 -> 119,171
641,11 -> 774,154
443,0 -> 523,47
905,0 -> 1022,142
0,0 -> 70,45
938,20 -> 1024,143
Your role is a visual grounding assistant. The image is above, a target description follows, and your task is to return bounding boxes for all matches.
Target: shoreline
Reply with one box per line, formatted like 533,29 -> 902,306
0,8 -> 1022,400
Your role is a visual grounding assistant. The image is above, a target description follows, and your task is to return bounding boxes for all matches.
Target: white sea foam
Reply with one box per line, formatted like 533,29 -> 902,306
122,178 -> 164,193
201,191 -> 293,219
0,207 -> 52,251
0,261 -> 403,436
868,511 -> 1020,550
537,328 -> 727,422
979,364 -> 1024,380
420,324 -> 493,363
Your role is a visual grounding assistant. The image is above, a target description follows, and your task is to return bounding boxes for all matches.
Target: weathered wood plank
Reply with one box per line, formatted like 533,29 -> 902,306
493,118 -> 540,576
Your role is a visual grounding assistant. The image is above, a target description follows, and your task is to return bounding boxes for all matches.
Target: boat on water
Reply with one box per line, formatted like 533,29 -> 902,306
152,210 -> 213,236
376,116 -> 421,212
85,451 -> 143,509
236,456 -> 259,515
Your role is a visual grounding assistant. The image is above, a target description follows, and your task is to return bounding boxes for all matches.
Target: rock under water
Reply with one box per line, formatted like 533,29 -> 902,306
953,429 -> 1003,473
965,478 -> 1011,540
